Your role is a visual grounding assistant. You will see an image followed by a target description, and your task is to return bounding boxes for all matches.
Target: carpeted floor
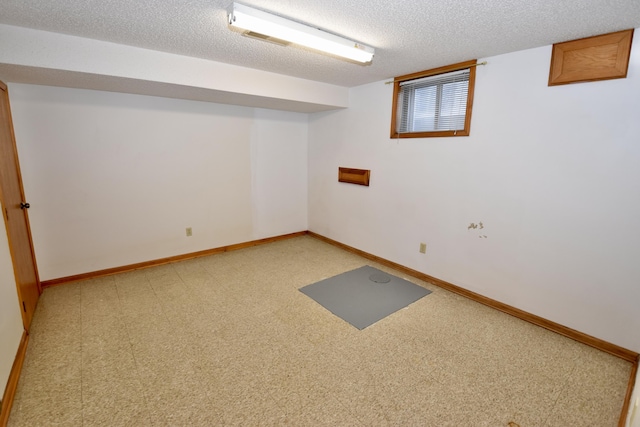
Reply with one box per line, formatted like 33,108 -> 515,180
7,236 -> 632,426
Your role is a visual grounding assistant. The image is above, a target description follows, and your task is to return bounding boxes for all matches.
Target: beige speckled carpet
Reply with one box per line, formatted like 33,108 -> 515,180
7,236 -> 632,426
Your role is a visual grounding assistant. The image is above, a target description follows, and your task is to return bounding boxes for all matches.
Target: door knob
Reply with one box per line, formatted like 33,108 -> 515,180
20,202 -> 30,209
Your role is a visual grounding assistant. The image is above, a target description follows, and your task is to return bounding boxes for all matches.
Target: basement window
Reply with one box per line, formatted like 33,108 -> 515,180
391,59 -> 477,138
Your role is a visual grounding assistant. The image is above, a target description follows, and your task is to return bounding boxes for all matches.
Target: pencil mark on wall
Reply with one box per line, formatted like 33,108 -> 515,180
468,221 -> 487,238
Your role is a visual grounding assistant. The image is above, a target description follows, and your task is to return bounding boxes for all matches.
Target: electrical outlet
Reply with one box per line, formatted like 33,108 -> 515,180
186,227 -> 192,237
419,242 -> 426,254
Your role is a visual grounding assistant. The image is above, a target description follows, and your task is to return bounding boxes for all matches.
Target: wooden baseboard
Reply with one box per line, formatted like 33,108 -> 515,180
620,356 -> 639,427
41,231 -> 308,288
45,229 -> 637,361
31,229 -> 640,426
26,231 -> 640,427
308,231 -> 640,427
0,331 -> 28,427
307,231 -> 638,363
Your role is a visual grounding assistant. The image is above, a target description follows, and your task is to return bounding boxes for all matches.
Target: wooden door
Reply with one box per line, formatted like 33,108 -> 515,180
0,80 -> 40,331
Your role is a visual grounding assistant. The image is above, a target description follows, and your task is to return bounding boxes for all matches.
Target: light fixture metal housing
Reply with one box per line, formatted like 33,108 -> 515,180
227,3 -> 375,64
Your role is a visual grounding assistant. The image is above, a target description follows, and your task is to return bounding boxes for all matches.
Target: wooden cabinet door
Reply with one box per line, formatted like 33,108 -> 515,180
0,80 -> 40,331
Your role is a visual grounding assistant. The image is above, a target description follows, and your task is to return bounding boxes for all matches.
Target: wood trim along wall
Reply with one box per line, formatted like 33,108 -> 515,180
307,231 -> 638,363
44,229 -> 639,362
41,231 -> 307,288
30,230 -> 640,426
0,330 -> 28,427
619,356 -> 639,427
307,231 -> 639,427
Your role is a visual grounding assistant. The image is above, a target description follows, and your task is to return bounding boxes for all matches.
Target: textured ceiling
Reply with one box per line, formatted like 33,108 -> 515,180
1,0 -> 639,88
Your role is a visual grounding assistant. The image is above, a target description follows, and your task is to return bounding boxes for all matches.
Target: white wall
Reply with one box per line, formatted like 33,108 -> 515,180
308,31 -> 640,352
251,109 -> 308,238
0,199 -> 24,399
8,84 -> 308,280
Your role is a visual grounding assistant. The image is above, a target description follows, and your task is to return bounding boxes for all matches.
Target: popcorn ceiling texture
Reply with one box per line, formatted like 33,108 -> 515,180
1,0 -> 639,87
7,236 -> 632,426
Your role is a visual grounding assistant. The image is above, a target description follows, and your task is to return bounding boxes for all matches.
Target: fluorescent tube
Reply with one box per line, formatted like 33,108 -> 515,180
228,3 -> 375,63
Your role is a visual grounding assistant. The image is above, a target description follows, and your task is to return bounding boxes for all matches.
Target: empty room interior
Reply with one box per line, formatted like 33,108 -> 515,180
1,0 -> 640,426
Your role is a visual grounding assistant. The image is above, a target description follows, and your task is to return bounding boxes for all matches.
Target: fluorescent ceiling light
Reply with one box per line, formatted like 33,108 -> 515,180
227,3 -> 375,64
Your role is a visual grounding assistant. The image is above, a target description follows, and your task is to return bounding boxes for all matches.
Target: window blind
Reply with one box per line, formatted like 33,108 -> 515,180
396,68 -> 470,133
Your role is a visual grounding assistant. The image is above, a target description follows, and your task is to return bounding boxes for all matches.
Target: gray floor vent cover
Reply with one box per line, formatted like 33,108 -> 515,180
299,265 -> 432,330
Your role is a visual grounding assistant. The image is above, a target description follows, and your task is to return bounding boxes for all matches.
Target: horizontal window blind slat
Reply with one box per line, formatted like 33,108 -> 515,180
399,69 -> 470,87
